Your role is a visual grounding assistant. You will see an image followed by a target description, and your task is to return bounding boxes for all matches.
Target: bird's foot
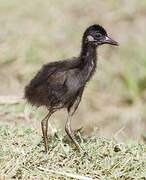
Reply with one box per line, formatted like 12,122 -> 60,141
78,147 -> 92,161
83,151 -> 92,161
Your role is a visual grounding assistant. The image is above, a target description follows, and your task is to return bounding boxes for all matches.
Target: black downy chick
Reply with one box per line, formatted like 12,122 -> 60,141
25,25 -> 118,153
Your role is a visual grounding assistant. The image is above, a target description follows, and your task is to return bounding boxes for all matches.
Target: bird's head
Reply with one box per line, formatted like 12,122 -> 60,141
83,24 -> 119,47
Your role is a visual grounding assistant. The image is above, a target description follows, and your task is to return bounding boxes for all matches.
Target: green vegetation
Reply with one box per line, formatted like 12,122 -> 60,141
0,124 -> 145,179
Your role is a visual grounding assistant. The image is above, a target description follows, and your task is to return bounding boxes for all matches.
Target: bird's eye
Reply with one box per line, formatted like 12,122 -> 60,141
96,33 -> 102,38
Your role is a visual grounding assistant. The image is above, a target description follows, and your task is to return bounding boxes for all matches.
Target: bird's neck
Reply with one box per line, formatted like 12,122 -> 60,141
79,42 -> 97,81
80,42 -> 97,66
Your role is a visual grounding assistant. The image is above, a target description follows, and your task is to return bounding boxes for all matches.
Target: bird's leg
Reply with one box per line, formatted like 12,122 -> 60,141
65,95 -> 84,152
41,111 -> 53,153
65,112 -> 83,152
66,106 -> 92,161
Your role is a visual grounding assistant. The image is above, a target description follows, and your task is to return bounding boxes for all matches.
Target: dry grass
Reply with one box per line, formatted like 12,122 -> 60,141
0,0 -> 146,139
0,124 -> 146,179
0,101 -> 146,179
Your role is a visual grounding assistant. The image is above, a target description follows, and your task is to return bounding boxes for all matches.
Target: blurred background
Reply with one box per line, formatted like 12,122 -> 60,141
0,0 -> 146,141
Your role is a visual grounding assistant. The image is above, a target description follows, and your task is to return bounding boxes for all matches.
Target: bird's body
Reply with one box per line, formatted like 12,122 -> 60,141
25,44 -> 97,110
25,25 -> 118,153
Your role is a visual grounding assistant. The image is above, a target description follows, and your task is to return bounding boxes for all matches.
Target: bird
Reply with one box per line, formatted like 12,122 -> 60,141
25,24 -> 118,153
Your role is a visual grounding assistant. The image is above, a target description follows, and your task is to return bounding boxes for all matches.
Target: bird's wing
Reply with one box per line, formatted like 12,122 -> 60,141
46,71 -> 69,102
47,71 -> 67,87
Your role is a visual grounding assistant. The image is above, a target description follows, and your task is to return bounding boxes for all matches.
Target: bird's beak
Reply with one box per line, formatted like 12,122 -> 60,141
103,36 -> 119,46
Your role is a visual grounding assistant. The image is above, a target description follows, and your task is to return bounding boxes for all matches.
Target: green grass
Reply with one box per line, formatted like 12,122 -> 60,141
0,125 -> 146,179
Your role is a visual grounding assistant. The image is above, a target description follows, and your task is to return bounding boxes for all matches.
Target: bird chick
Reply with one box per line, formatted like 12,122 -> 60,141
25,25 -> 118,153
